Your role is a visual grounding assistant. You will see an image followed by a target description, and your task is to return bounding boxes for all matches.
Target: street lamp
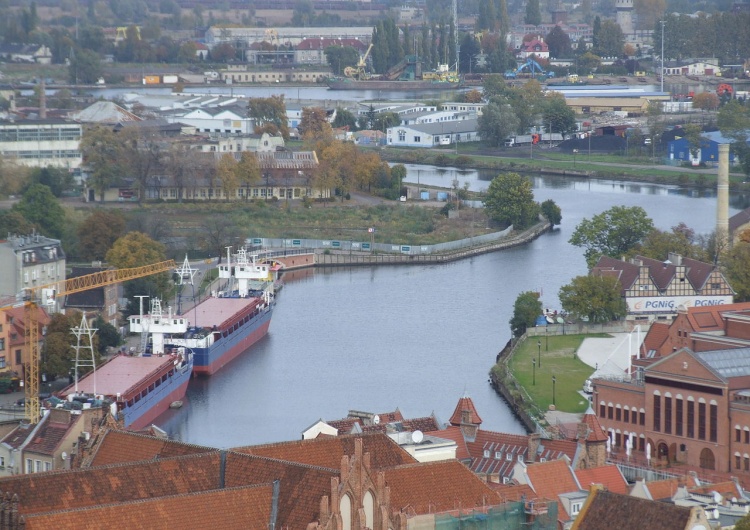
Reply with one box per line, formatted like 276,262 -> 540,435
537,340 -> 541,368
552,375 -> 557,406
573,148 -> 578,168
532,358 -> 536,386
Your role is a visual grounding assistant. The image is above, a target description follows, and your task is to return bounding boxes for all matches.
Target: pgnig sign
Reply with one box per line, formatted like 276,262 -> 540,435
629,296 -> 734,313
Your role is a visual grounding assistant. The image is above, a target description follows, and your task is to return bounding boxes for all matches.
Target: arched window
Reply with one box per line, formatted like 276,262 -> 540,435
700,448 -> 715,470
340,494 -> 352,530
363,491 -> 374,529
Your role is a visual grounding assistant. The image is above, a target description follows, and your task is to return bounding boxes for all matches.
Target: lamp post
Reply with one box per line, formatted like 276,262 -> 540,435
532,358 -> 536,386
537,340 -> 541,368
660,19 -> 665,93
573,148 -> 578,168
552,375 -> 557,407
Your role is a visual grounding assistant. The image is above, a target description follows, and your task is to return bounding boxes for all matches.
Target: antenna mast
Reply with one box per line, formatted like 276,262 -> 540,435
70,312 -> 98,395
452,0 -> 458,71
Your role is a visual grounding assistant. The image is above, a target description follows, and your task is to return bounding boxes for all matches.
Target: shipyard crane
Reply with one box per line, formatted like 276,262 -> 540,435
344,43 -> 374,80
4,259 -> 176,423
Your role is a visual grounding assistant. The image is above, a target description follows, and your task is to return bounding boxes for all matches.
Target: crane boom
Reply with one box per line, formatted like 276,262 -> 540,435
19,259 -> 177,423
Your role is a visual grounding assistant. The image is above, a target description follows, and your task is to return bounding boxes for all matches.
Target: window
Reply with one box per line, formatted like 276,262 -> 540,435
0,356 -> 4,369
653,395 -> 661,431
737,428 -> 742,443
745,430 -> 749,444
506,453 -> 513,461
44,462 -> 51,471
608,405 -> 613,420
35,460 -> 41,473
615,407 -> 621,421
518,454 -> 524,462
709,404 -> 718,442
746,457 -> 749,472
676,399 -> 683,436
640,410 -> 646,426
0,339 -> 4,351
737,455 -> 741,469
16,350 -> 22,365
0,456 -> 4,468
571,502 -> 582,516
599,404 -> 605,417
483,449 -> 490,458
664,397 -> 672,434
398,131 -> 405,141
414,136 -> 421,143
698,402 -> 706,440
26,459 -> 32,473
494,451 -> 501,459
624,409 -> 630,423
687,401 -> 695,438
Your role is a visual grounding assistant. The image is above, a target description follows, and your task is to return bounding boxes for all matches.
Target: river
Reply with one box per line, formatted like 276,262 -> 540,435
153,170 -> 741,449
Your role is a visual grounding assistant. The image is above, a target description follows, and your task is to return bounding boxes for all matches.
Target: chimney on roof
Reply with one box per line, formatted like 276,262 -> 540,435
668,253 -> 682,266
527,433 -> 541,463
718,143 -> 730,249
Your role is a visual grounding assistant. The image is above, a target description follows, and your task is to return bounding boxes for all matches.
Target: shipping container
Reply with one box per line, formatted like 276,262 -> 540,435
437,192 -> 448,201
162,75 -> 179,84
420,191 -> 430,201
143,75 -> 161,85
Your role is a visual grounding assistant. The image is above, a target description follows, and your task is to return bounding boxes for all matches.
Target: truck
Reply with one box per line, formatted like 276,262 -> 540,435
504,135 -> 535,147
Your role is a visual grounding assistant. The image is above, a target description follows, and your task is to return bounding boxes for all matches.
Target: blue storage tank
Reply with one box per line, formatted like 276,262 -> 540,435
437,192 -> 448,201
420,191 -> 430,201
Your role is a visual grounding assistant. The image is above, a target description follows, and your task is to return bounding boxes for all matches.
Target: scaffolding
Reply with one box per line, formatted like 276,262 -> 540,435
431,500 -> 558,530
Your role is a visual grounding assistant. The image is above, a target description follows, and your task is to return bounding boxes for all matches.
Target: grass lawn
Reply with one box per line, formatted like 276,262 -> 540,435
507,334 -> 607,414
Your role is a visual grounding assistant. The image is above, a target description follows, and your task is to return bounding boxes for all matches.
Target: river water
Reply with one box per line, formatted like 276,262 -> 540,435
154,170 -> 743,448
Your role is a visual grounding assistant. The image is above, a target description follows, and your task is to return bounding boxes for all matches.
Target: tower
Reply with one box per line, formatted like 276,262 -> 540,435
717,143 -> 730,249
615,0 -> 634,36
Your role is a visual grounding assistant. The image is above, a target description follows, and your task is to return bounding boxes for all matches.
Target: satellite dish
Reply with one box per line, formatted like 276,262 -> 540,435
411,430 -> 424,443
61,451 -> 68,461
372,415 -> 380,425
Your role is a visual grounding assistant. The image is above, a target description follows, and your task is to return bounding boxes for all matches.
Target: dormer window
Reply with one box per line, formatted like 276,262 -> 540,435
506,453 -> 513,461
494,451 -> 502,459
483,449 -> 490,458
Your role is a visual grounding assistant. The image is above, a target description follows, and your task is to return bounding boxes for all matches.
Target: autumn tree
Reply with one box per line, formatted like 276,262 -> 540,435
118,126 -> 165,203
634,0 -> 666,31
636,223 -> 708,262
559,275 -> 627,323
723,242 -> 750,302
216,153 -> 240,201
77,210 -> 127,261
236,151 -> 261,200
166,144 -> 213,202
198,216 -> 245,263
248,95 -> 289,140
691,92 -> 719,112
106,232 -> 171,316
299,107 -> 333,142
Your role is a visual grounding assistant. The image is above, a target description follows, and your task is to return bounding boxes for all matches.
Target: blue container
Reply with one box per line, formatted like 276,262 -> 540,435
420,191 -> 430,201
437,192 -> 448,201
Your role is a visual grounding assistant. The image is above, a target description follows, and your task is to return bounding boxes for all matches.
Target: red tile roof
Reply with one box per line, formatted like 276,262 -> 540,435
592,256 -> 640,292
426,425 -> 470,460
1,422 -> 36,450
641,322 -> 670,356
574,465 -> 628,495
523,459 -> 580,502
573,489 -> 695,530
686,302 -> 750,332
491,482 -> 537,502
383,460 -> 502,516
641,477 -> 697,501
23,484 -> 274,530
449,396 -> 482,426
580,409 -> 608,442
233,432 -> 417,470
24,412 -> 79,456
87,429 -> 215,467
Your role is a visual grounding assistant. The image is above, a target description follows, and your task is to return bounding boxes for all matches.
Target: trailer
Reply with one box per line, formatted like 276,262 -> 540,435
504,134 -> 534,147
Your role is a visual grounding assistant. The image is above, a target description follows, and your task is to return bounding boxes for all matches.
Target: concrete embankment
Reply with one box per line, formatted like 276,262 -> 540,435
312,222 -> 551,267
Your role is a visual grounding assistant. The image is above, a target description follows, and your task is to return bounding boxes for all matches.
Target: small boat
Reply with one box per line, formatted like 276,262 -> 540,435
557,317 -> 565,324
546,315 -> 555,324
169,401 -> 183,409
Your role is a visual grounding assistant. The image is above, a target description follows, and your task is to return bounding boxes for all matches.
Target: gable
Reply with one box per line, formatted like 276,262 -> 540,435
647,349 -> 725,384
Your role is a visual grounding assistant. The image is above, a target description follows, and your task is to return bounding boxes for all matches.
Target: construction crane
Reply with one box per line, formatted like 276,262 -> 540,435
9,259 -> 176,423
344,43 -> 374,80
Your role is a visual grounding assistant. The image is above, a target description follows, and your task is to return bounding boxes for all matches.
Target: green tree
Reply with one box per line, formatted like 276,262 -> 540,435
332,107 -> 358,131
0,211 -> 33,236
482,74 -> 510,100
734,513 -> 750,530
41,313 -> 77,381
595,20 -> 625,57
545,26 -> 572,58
25,167 -> 73,197
483,173 -> 539,229
478,102 -> 519,146
637,223 -> 707,262
12,183 -> 65,238
559,275 -> 627,323
569,206 -> 655,268
77,210 -> 127,261
477,0 -> 496,31
391,164 -> 407,195
93,316 -> 122,354
682,123 -> 704,160
80,125 -> 126,202
540,199 -> 562,226
325,45 -> 359,76
510,291 -> 542,337
524,0 -> 541,25
723,243 -> 750,302
68,48 -> 103,84
541,93 -> 577,136
248,95 -> 289,140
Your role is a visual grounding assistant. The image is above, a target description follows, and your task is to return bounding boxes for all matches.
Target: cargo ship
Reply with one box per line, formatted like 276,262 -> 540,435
132,248 -> 275,376
59,303 -> 194,430
326,78 -> 461,91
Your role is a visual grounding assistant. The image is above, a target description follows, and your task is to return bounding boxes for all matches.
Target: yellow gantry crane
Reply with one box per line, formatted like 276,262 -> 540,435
16,260 -> 176,423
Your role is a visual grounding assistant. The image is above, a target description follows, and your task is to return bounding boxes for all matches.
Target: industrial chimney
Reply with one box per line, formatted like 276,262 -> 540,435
39,78 -> 47,119
717,142 -> 730,248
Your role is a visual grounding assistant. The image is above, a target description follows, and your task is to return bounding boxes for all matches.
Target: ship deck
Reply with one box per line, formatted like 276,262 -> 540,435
62,355 -> 176,398
186,296 -> 260,329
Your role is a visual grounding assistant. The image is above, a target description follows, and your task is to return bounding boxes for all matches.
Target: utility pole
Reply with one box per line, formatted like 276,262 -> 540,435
660,19 -> 665,93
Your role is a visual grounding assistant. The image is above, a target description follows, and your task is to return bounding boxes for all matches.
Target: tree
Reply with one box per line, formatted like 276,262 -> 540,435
524,0 -> 541,25
216,153 -> 240,201
236,151 -> 261,200
68,48 -> 103,84
510,291 -> 542,337
105,232 -> 171,316
77,210 -> 127,261
12,183 -> 66,238
391,164 -> 407,196
299,107 -> 333,141
634,0 -> 666,31
42,313 -> 77,381
545,26 -> 572,58
248,95 -> 289,140
541,93 -> 578,136
324,45 -> 359,76
723,243 -> 750,302
25,167 -> 73,197
198,216 -> 244,263
637,223 -> 708,262
483,173 -> 539,229
478,102 -> 519,147
682,124 -> 704,160
691,92 -> 719,111
595,20 -> 625,57
559,275 -> 627,323
0,211 -> 33,236
332,107 -> 358,130
80,125 -> 127,202
118,126 -> 165,203
569,206 -> 655,268
93,316 -> 122,354
540,199 -> 562,226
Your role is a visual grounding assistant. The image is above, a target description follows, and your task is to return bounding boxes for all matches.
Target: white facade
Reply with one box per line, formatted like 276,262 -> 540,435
205,27 -> 374,48
164,108 -> 254,135
0,120 -> 82,169
387,119 -> 481,148
0,234 -> 66,303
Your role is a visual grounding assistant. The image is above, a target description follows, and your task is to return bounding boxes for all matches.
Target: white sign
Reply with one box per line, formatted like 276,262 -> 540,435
627,295 -> 734,314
